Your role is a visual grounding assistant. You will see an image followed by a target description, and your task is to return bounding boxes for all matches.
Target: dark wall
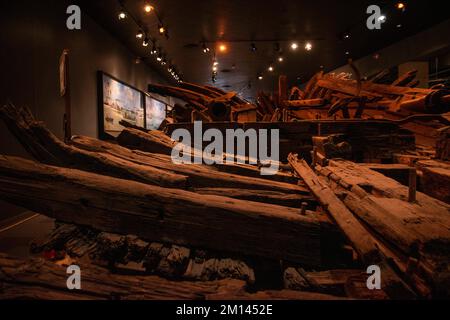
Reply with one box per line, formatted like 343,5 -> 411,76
0,0 -> 168,218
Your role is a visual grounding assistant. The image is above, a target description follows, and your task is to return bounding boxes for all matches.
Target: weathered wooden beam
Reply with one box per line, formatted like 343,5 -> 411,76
0,103 -> 187,188
0,155 -> 324,265
73,135 -> 306,192
194,187 -> 316,207
288,155 -> 379,262
117,128 -> 176,155
0,254 -> 345,300
284,99 -> 327,108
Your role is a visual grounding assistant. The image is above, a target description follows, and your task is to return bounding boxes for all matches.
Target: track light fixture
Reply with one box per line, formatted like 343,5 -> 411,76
396,2 -> 406,11
144,4 -> 154,13
118,11 -> 127,20
202,42 -> 210,53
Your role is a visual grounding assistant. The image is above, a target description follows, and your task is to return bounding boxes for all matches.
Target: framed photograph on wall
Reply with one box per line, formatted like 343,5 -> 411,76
97,71 -> 144,139
144,94 -> 167,130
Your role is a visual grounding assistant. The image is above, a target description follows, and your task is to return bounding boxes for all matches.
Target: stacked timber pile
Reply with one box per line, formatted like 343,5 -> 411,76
148,82 -> 258,125
288,155 -> 450,299
0,102 -> 449,299
275,68 -> 450,148
165,120 -> 416,163
0,102 -> 357,299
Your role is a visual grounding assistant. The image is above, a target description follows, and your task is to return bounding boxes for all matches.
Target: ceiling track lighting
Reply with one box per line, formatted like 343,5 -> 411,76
396,2 -> 406,11
202,42 -> 210,53
218,44 -> 227,53
144,4 -> 154,13
290,42 -> 298,50
305,42 -> 313,51
378,15 -> 386,22
158,24 -> 166,35
342,31 -> 351,40
117,1 -> 181,84
118,10 -> 127,20
136,30 -> 144,39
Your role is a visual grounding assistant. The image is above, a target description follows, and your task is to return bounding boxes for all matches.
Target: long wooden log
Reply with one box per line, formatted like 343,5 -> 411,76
74,134 -> 299,184
194,187 -> 317,208
117,128 -> 177,155
392,70 -> 418,87
288,155 -> 379,262
0,155 -> 324,265
0,254 -> 344,300
0,103 -> 187,188
72,135 -> 306,193
284,99 -> 327,108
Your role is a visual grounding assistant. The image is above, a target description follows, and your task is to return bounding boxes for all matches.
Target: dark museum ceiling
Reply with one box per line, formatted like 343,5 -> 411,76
81,0 -> 450,101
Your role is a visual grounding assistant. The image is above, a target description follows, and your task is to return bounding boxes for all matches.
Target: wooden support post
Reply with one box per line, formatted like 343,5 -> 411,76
408,168 -> 417,203
279,75 -> 288,104
300,202 -> 308,215
59,49 -> 71,144
312,147 -> 318,166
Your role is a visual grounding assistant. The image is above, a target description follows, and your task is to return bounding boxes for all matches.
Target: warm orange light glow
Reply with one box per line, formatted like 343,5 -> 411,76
218,44 -> 227,53
144,4 -> 154,13
159,26 -> 165,34
396,2 -> 405,10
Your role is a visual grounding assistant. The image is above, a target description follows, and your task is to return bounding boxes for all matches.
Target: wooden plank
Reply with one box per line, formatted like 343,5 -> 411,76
0,254 -> 345,300
0,155 -> 324,265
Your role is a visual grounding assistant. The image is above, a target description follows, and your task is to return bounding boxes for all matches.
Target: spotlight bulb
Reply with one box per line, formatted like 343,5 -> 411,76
291,42 -> 298,50
268,66 -> 274,72
305,42 -> 312,51
118,12 -> 127,20
158,25 -> 165,34
144,4 -> 154,13
396,2 -> 406,10
218,44 -> 227,52
136,31 -> 144,39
